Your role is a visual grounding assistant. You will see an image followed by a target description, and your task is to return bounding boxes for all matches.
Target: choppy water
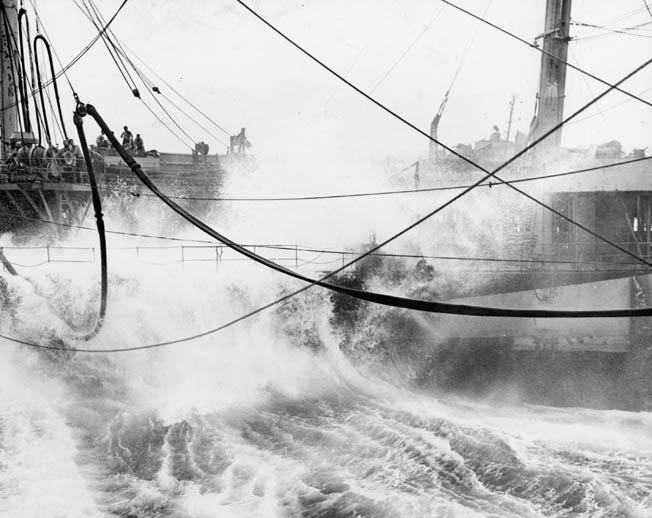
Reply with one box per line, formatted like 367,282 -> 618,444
1,254 -> 651,518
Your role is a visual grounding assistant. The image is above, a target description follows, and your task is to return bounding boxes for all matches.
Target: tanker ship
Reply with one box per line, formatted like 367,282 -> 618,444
333,0 -> 652,410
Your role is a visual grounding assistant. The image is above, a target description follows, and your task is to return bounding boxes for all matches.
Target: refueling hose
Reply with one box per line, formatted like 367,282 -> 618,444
83,102 -> 652,319
34,34 -> 68,142
74,101 -> 107,339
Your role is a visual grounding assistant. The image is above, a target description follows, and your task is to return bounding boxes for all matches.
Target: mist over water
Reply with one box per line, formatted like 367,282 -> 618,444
1,157 -> 651,518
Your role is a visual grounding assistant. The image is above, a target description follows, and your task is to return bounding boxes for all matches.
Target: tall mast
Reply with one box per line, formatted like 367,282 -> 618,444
506,94 -> 516,142
530,0 -> 572,157
0,0 -> 19,160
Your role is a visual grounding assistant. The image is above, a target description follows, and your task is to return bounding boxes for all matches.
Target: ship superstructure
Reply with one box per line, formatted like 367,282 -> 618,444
345,0 -> 652,407
0,0 -> 249,235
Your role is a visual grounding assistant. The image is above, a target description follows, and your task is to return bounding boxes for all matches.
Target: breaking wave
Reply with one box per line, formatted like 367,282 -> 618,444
0,210 -> 651,517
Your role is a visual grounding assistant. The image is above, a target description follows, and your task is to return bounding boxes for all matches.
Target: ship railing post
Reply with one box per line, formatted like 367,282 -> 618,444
295,245 -> 298,267
46,245 -> 50,263
181,245 -> 185,268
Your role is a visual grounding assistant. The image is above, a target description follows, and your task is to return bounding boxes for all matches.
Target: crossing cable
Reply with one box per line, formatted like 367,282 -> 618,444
572,20 -> 652,38
134,155 -> 652,202
566,85 -> 652,127
1,102 -> 640,354
236,0 -> 652,268
3,35 -> 651,354
572,20 -> 652,40
569,47 -> 613,138
117,41 -> 232,137
368,4 -> 448,94
155,90 -> 229,148
73,0 -> 137,95
78,0 -> 196,150
437,0 -> 652,110
79,0 -> 192,155
84,0 -> 140,93
85,22 -> 230,147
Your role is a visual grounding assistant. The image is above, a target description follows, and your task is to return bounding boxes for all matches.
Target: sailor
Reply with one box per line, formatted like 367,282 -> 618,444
490,125 -> 501,142
194,141 -> 209,162
121,126 -> 133,148
96,132 -> 109,149
68,138 -> 84,167
5,142 -> 20,167
134,133 -> 144,155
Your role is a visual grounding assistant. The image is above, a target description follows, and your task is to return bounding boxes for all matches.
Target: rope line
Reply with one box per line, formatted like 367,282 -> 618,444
134,155 -> 652,202
1,241 -> 647,268
122,44 -> 232,136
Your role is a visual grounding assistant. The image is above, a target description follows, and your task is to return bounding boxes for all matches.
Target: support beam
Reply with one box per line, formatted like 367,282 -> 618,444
20,189 -> 46,219
37,190 -> 54,222
4,190 -> 26,217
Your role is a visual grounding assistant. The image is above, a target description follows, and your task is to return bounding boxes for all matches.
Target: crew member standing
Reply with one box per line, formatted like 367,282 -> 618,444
121,126 -> 133,149
96,132 -> 108,149
134,133 -> 144,156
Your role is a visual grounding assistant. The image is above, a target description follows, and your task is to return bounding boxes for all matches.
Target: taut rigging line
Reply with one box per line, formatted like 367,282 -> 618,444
74,0 -> 197,150
236,0 -> 652,269
133,155 -> 652,202
1,0 -> 129,112
438,0 -> 652,110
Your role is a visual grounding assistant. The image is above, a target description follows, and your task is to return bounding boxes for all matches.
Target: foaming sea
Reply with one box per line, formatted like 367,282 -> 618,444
0,251 -> 651,518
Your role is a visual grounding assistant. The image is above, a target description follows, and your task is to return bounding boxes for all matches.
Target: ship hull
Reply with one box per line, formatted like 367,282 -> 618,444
415,273 -> 652,409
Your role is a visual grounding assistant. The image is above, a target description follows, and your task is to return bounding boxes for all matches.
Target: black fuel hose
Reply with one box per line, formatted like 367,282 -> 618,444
86,103 -> 652,318
74,103 -> 107,339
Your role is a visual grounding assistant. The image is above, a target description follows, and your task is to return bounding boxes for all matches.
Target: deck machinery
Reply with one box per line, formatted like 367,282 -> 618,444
0,0 -> 243,234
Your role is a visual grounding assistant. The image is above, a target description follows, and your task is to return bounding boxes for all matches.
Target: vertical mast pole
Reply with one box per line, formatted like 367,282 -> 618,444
1,0 -> 18,160
531,0 -> 572,159
506,94 -> 516,142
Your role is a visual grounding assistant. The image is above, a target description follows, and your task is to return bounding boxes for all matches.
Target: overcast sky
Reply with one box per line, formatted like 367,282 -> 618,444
32,0 -> 652,161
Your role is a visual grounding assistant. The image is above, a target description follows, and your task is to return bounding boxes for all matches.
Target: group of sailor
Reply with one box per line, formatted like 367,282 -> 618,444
95,125 -> 145,156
